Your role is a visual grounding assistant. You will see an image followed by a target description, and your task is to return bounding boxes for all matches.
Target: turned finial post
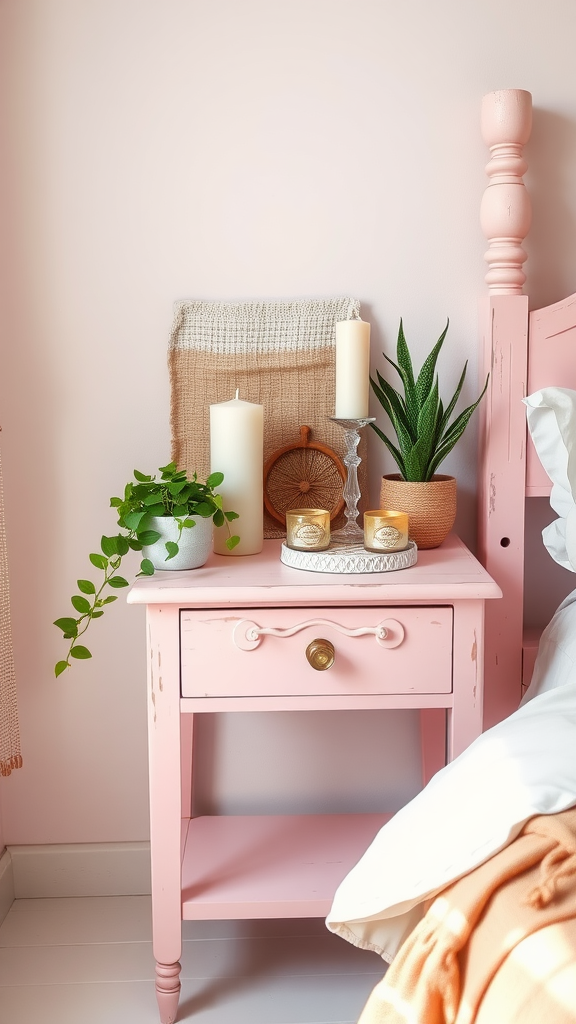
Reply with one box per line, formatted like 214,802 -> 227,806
480,89 -> 532,294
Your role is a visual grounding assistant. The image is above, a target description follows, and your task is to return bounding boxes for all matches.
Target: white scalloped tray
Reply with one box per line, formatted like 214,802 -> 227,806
280,540 -> 418,574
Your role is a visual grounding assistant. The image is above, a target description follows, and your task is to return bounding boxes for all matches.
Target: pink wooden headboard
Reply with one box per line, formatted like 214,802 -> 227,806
478,89 -> 576,730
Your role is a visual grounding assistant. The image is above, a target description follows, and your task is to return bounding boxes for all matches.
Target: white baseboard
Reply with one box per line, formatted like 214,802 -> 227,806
0,848 -> 15,924
7,842 -> 151,899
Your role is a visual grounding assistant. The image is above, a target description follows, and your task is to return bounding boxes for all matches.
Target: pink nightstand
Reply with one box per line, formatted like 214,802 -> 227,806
127,534 -> 500,1023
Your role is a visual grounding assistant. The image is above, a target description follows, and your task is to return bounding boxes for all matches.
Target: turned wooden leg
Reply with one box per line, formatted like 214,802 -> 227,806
155,961 -> 181,1024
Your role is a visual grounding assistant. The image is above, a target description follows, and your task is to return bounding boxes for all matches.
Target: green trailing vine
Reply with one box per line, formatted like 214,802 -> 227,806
54,462 -> 239,676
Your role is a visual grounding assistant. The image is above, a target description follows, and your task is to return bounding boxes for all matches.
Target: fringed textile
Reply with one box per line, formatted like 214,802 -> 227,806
0,433 -> 21,776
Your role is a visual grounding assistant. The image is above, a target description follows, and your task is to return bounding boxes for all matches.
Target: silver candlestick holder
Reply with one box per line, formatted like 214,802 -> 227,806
329,416 -> 375,546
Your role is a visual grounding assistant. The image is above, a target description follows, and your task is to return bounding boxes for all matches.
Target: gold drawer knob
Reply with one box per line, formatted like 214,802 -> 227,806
306,638 -> 335,671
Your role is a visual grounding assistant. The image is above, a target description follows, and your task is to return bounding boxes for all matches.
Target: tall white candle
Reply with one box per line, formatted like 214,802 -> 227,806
210,391 -> 264,555
334,319 -> 371,418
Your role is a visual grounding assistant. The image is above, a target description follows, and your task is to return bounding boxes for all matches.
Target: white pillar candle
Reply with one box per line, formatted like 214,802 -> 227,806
210,391 -> 264,555
335,319 -> 371,418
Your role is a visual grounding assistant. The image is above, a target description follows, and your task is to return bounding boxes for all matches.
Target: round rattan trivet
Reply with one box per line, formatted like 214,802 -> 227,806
264,426 -> 346,527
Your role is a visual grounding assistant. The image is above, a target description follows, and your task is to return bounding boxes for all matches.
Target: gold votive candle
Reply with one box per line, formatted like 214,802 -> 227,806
285,508 -> 331,551
364,509 -> 409,552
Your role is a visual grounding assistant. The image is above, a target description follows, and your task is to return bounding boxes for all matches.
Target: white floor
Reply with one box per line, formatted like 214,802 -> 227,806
0,896 -> 385,1024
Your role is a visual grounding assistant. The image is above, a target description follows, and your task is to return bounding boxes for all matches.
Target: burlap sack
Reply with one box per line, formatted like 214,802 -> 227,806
169,297 -> 368,536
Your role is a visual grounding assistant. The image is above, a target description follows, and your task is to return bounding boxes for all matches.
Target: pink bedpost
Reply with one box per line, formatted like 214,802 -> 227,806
478,89 -> 532,729
480,89 -> 532,295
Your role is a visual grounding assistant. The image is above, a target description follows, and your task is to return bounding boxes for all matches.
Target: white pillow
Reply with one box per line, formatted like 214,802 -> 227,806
521,585 -> 576,703
326,675 -> 576,962
524,387 -> 576,571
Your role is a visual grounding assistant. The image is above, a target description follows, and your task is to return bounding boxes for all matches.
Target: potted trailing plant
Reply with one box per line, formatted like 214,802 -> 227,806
370,320 -> 488,548
54,462 -> 239,676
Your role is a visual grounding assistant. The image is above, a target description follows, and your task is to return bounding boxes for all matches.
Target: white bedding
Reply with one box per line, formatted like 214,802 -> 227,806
326,650 -> 576,961
326,388 -> 576,962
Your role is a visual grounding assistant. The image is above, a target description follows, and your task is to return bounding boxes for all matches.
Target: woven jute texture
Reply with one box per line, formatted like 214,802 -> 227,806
0,436 -> 22,776
169,297 -> 368,537
380,474 -> 457,549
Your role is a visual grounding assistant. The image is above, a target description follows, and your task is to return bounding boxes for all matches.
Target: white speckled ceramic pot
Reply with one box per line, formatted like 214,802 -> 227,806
142,515 -> 213,570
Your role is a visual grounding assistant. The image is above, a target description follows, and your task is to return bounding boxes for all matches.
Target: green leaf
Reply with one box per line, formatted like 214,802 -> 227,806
137,529 -> 161,545
374,383 -> 415,459
71,595 -> 91,614
395,320 -> 419,429
167,480 -> 187,495
368,422 -> 407,478
224,510 -> 239,521
90,553 -> 108,570
91,610 -> 104,618
142,491 -> 163,505
402,444 -> 425,482
414,320 -> 449,409
225,535 -> 241,550
164,541 -> 179,560
438,363 -> 468,436
54,617 -> 79,636
122,511 -> 148,531
172,504 -> 189,518
109,496 -> 122,507
371,374 -> 414,445
411,379 -> 442,479
180,518 -> 196,529
428,382 -> 490,477
172,486 -> 191,505
395,319 -> 414,380
207,471 -> 224,488
70,645 -> 92,660
158,461 -> 177,475
131,483 -> 153,500
213,509 -> 224,528
101,535 -> 119,557
128,538 -> 143,551
77,579 -> 96,595
138,558 -> 155,576
133,469 -> 152,482
101,595 -> 118,605
143,504 -> 165,518
55,660 -> 69,677
194,501 -> 214,518
440,373 -> 489,446
108,575 -> 129,589
116,535 -> 130,556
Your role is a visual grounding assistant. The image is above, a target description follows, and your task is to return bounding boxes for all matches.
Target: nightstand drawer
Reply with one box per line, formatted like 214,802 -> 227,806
180,605 -> 453,698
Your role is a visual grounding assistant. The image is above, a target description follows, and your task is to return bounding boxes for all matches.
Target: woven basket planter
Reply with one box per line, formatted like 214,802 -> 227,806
379,474 -> 457,549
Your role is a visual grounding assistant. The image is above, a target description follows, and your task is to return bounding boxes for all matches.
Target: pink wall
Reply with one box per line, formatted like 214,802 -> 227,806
1,0 -> 576,845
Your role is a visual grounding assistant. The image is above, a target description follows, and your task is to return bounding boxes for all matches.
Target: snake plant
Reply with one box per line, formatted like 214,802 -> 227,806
370,319 -> 489,482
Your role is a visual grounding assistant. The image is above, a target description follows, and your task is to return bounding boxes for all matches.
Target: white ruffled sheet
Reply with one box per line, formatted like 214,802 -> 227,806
326,388 -> 576,962
326,655 -> 576,961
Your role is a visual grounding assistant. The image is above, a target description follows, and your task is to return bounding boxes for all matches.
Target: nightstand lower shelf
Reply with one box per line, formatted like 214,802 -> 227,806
180,813 -> 391,919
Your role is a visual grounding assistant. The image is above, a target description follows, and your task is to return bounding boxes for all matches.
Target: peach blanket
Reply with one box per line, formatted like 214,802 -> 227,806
357,807 -> 576,1024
